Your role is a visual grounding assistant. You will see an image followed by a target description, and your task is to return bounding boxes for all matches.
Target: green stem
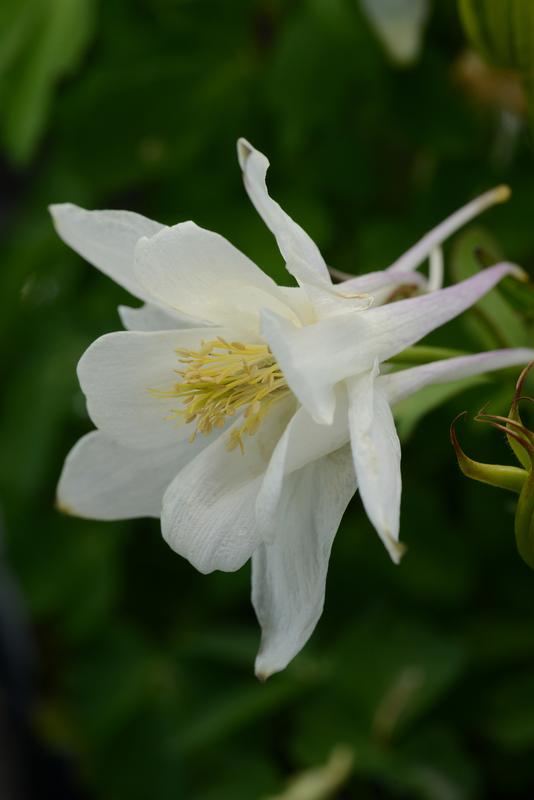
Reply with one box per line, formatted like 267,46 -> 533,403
389,346 -> 468,365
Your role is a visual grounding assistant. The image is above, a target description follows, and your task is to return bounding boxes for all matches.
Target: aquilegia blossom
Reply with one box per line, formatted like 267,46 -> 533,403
54,140 -> 533,678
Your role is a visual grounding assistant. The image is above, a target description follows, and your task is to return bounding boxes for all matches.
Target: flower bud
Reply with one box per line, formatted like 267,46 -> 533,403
451,361 -> 534,568
450,413 -> 527,494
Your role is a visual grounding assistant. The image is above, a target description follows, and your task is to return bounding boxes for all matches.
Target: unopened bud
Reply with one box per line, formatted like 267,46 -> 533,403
450,413 -> 527,494
451,361 -> 534,569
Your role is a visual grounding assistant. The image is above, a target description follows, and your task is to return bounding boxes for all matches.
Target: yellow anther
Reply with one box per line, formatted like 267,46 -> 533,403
152,339 -> 290,452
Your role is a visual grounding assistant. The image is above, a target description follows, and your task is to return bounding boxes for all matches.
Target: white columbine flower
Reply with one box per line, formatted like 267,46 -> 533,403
53,140 -> 533,678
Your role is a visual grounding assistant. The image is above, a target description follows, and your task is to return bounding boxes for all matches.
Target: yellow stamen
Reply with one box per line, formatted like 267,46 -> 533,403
152,339 -> 290,452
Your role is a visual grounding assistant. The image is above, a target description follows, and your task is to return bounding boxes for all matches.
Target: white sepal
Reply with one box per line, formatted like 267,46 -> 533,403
348,362 -> 403,563
50,203 -> 163,300
57,431 -> 206,520
252,445 -> 356,679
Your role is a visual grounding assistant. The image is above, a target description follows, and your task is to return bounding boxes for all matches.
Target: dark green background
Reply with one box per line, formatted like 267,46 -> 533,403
1,1 -> 534,798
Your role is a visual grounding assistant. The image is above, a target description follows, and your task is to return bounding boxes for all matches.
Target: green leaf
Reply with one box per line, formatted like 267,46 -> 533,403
0,0 -> 96,164
333,621 -> 465,741
498,275 -> 534,317
458,0 -> 534,72
175,676 -> 306,755
0,0 -> 38,76
450,226 -> 528,349
66,628 -> 155,745
458,0 -> 534,143
482,672 -> 534,750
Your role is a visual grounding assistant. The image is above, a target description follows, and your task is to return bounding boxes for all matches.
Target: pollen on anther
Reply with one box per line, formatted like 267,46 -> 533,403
154,338 -> 290,453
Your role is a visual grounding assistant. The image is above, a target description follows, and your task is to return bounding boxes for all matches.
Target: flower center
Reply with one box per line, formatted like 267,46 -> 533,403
157,337 -> 290,452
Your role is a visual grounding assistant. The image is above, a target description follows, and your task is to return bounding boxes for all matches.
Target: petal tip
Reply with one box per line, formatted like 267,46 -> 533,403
311,408 -> 335,426
161,519 -> 246,576
254,656 -> 279,682
48,201 -> 74,213
55,494 -> 76,516
494,184 -> 511,204
510,264 -> 528,282
385,536 -> 406,565
237,138 -> 252,168
48,202 -> 78,225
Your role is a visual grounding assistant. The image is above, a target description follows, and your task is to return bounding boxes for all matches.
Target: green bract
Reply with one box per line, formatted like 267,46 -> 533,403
452,362 -> 534,568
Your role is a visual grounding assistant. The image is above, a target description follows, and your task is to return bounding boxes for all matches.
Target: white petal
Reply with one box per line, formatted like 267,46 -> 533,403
380,348 -> 534,407
134,220 -> 300,332
387,186 -> 510,275
261,310 -> 338,425
337,269 -> 426,296
277,286 -> 317,325
346,263 -> 524,364
237,138 -> 331,288
263,262 -> 521,424
57,431 -> 206,520
255,387 -> 350,540
77,327 -> 234,450
50,203 -> 163,300
302,283 -> 375,320
252,445 -> 356,679
427,247 -> 444,292
161,398 -> 295,574
118,303 -> 203,331
360,0 -> 429,64
332,246 -> 441,306
332,269 -> 426,311
347,364 -> 403,563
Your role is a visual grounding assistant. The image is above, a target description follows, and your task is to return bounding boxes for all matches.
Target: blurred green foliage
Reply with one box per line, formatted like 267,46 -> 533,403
1,1 -> 534,798
459,0 -> 534,72
459,0 -> 534,140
